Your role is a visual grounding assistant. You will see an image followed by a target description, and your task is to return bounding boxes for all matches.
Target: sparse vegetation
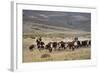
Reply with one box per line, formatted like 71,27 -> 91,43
41,54 -> 51,58
23,36 -> 91,62
23,48 -> 91,62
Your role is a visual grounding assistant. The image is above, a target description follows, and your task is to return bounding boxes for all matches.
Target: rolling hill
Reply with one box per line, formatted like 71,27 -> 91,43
23,10 -> 91,33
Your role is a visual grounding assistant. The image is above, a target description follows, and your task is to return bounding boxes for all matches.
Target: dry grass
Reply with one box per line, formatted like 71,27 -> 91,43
23,48 -> 91,62
23,36 -> 91,63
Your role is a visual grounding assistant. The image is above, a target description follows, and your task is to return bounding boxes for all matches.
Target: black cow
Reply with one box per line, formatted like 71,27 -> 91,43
52,42 -> 58,51
36,38 -> 45,51
81,40 -> 88,47
58,41 -> 66,50
29,44 -> 35,51
77,40 -> 81,47
45,42 -> 52,53
86,40 -> 91,47
88,40 -> 91,46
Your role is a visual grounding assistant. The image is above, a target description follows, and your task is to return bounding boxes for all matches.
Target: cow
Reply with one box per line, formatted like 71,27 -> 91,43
67,41 -> 75,51
81,40 -> 88,47
29,44 -> 35,51
52,42 -> 58,51
45,42 -> 52,53
74,40 -> 81,49
86,40 -> 91,47
77,40 -> 81,47
36,37 -> 45,51
74,41 -> 78,48
58,41 -> 66,50
88,40 -> 91,46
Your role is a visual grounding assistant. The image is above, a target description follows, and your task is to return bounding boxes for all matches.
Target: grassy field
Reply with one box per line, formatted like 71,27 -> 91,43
22,32 -> 91,63
23,47 -> 91,62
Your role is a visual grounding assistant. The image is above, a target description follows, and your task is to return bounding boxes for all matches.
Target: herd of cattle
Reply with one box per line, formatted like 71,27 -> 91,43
29,38 -> 91,53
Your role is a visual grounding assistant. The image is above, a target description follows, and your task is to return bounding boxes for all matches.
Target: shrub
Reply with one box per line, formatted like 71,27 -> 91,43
41,54 -> 51,58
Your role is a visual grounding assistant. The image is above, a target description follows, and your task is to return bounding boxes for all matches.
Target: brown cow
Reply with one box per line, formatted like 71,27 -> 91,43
67,41 -> 75,51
